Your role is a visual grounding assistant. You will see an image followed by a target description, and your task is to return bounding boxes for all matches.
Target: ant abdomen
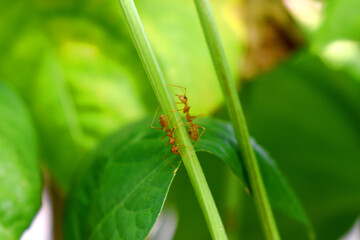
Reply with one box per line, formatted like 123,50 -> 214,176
158,114 -> 169,130
188,125 -> 199,141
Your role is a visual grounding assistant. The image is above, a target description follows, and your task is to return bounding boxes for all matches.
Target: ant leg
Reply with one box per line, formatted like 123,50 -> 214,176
165,118 -> 185,132
172,118 -> 185,129
190,113 -> 204,121
173,158 -> 182,174
162,111 -> 181,128
177,144 -> 192,150
162,153 -> 176,168
173,122 -> 190,133
158,119 -> 182,142
177,144 -> 194,157
160,134 -> 168,141
151,106 -> 163,130
171,108 -> 185,112
193,125 -> 206,148
168,84 -> 187,95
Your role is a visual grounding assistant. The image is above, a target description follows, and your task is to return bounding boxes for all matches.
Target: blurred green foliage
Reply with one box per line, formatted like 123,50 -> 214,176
241,52 -> 360,239
0,81 -> 42,239
311,0 -> 360,86
0,0 -> 240,191
312,0 -> 360,49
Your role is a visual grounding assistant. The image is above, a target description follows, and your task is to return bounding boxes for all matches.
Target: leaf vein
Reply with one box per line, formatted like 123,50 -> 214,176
88,161 -> 167,240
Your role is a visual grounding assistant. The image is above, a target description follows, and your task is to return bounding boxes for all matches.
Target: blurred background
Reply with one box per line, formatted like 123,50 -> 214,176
0,0 -> 359,239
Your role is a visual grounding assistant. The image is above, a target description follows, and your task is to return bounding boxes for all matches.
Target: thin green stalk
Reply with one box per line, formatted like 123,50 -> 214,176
193,1 -> 281,239
116,1 -> 228,239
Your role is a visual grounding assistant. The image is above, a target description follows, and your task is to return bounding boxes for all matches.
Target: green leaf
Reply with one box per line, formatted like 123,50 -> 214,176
242,51 -> 360,239
65,117 -> 309,239
0,81 -> 42,239
196,118 -> 311,230
64,119 -> 181,240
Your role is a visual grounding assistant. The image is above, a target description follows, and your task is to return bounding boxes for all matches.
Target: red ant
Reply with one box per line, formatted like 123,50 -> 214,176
151,107 -> 188,167
169,85 -> 206,147
151,106 -> 170,132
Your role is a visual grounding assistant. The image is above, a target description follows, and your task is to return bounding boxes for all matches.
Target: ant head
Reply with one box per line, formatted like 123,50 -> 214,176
172,145 -> 180,154
176,94 -> 188,104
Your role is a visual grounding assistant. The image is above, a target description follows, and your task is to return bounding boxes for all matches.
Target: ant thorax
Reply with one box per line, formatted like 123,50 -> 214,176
185,112 -> 192,122
169,138 -> 175,145
184,105 -> 190,112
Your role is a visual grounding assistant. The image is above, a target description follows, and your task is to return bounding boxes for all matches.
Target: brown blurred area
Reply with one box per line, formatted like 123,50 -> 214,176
241,0 -> 304,80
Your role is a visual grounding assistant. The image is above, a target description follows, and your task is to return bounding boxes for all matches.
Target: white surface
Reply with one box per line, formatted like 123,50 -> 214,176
148,207 -> 178,240
341,219 -> 360,240
20,188 -> 53,240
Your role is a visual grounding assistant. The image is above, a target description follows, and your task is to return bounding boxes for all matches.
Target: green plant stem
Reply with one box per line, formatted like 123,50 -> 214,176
116,1 -> 228,239
193,1 -> 281,239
